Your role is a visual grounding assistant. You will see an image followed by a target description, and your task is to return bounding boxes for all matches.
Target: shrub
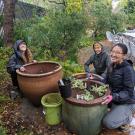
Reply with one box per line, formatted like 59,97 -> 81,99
14,11 -> 87,61
0,126 -> 7,135
60,60 -> 84,77
0,47 -> 12,84
88,1 -> 127,36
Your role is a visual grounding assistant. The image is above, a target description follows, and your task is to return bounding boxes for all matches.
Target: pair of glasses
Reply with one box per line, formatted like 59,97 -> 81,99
110,51 -> 123,55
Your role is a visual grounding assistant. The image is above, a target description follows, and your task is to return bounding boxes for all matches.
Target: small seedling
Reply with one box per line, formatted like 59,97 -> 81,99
91,85 -> 108,96
71,78 -> 107,101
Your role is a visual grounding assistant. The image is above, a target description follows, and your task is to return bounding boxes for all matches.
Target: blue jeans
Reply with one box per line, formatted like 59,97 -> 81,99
103,103 -> 135,129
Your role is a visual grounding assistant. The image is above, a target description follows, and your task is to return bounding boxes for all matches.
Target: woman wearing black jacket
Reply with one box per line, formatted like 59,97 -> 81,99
102,43 -> 135,131
7,40 -> 36,99
84,42 -> 111,78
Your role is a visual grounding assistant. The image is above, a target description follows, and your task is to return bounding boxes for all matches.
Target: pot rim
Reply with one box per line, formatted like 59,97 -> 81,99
16,61 -> 62,77
73,72 -> 104,80
41,93 -> 62,107
65,79 -> 111,107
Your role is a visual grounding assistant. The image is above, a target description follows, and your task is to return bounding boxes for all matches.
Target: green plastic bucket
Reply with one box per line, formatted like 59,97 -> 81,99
41,93 -> 62,125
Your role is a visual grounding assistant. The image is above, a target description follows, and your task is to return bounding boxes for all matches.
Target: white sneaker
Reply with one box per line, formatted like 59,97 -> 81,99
10,91 -> 19,100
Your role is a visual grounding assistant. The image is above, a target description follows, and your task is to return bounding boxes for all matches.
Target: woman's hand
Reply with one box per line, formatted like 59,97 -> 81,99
86,73 -> 94,80
19,66 -> 26,72
32,60 -> 37,63
89,74 -> 94,79
101,95 -> 113,104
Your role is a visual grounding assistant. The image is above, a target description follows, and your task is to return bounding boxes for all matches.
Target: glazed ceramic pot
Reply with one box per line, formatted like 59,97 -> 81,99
16,61 -> 63,106
62,73 -> 110,135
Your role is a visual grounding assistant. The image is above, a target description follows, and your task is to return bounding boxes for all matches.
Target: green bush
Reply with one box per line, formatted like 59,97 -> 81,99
124,0 -> 135,14
89,1 -> 127,36
14,11 -> 87,61
0,126 -> 7,135
0,47 -> 13,84
110,12 -> 128,33
0,94 -> 10,103
60,60 -> 84,77
127,13 -> 135,27
79,35 -> 94,48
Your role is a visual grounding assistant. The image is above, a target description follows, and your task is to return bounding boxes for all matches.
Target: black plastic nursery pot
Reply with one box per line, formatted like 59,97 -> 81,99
58,79 -> 72,99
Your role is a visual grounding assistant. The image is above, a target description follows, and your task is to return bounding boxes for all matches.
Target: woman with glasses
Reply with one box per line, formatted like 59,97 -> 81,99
102,43 -> 135,131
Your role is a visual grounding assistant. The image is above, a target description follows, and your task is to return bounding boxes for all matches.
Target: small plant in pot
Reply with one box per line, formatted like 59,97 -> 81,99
71,77 -> 108,101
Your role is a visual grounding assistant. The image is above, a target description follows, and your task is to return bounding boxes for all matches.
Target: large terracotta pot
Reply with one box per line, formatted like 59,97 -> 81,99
16,61 -> 63,106
62,73 -> 110,135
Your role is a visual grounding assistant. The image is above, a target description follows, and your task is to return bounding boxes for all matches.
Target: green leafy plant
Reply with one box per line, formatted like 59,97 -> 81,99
88,1 -> 127,37
71,77 -> 86,90
91,85 -> 108,96
71,78 -> 94,101
0,124 -> 8,135
0,47 -> 13,84
83,90 -> 94,101
71,78 -> 108,101
61,60 -> 83,77
14,11 -> 87,61
0,95 -> 10,103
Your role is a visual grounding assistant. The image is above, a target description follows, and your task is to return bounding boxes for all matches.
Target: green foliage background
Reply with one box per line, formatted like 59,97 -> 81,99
88,1 -> 127,36
0,47 -> 12,84
1,0 -> 135,80
0,126 -> 7,135
124,0 -> 135,28
14,11 -> 87,61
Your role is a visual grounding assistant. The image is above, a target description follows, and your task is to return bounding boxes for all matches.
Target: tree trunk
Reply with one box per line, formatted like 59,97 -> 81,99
3,0 -> 15,47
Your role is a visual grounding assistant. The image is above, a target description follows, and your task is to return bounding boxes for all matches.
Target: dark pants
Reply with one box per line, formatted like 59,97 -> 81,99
11,73 -> 19,87
10,73 -> 24,97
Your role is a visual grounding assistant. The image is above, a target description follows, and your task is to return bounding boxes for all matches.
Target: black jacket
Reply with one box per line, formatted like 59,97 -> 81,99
7,40 -> 26,74
105,60 -> 135,104
84,51 -> 111,75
